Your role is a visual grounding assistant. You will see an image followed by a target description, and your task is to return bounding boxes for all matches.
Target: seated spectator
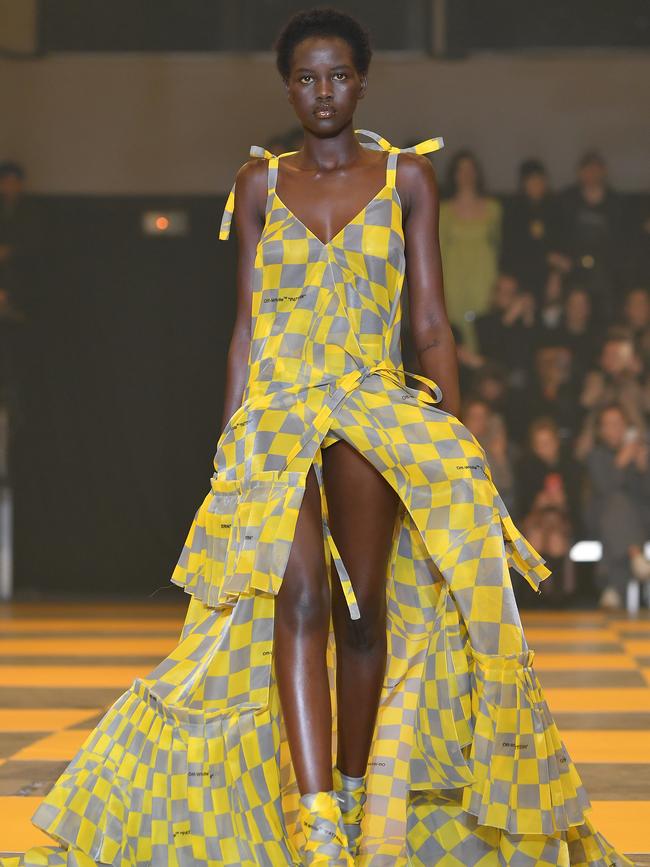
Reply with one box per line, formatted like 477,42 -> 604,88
575,332 -> 648,459
628,192 -> 650,287
500,158 -> 569,304
466,360 -> 525,442
539,284 -> 602,391
536,267 -> 565,332
618,286 -> 650,371
462,397 -> 516,513
515,417 -> 582,606
524,344 -> 581,445
582,403 -> 650,609
474,272 -> 536,389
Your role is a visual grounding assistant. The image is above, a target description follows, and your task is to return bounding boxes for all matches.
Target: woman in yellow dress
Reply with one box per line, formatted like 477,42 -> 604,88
439,152 -> 502,353
3,8 -> 633,867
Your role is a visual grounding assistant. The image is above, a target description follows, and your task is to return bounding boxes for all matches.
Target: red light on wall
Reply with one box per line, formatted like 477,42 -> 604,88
141,210 -> 189,237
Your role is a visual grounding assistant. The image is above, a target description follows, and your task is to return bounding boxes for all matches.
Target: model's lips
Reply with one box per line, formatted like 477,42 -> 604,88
314,105 -> 335,118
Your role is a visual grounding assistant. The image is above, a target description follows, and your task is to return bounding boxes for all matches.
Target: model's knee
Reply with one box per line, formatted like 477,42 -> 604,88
276,578 -> 331,633
336,588 -> 387,652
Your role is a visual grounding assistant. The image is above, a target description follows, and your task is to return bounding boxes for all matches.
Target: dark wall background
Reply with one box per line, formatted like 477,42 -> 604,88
10,194 -> 236,596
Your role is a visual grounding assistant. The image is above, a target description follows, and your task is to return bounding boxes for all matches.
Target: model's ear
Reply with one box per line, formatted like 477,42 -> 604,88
358,74 -> 368,100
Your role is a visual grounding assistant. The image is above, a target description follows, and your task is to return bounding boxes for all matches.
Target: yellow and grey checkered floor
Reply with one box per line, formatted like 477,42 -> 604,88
0,599 -> 649,862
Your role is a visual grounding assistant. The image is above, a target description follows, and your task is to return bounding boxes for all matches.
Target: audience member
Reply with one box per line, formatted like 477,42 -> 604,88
439,150 -> 502,352
462,397 -> 516,513
559,150 -> 628,325
582,403 -> 650,609
474,272 -> 536,389
575,332 -> 648,459
554,285 -> 602,390
524,345 -> 581,444
515,417 -> 582,605
501,158 -> 569,303
618,286 -> 650,371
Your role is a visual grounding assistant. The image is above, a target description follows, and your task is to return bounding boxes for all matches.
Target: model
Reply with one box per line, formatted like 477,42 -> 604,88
2,8 -> 633,867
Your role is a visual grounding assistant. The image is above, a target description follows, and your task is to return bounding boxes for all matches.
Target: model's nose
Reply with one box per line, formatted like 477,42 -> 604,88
316,77 -> 333,99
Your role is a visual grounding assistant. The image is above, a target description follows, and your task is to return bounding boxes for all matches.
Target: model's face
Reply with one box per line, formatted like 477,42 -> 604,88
284,36 -> 366,137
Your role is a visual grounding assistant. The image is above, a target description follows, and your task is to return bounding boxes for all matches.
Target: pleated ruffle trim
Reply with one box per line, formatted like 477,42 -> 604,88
5,586 -> 633,866
170,468 -> 552,615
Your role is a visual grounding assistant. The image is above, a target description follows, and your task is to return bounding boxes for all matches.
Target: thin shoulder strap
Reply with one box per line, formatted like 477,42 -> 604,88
218,146 -> 296,241
355,128 -> 445,189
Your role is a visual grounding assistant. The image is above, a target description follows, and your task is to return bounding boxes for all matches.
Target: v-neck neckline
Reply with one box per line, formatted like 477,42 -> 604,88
273,151 -> 391,248
273,184 -> 390,248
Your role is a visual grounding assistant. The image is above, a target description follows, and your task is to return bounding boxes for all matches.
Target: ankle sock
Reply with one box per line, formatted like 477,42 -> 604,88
335,767 -> 365,790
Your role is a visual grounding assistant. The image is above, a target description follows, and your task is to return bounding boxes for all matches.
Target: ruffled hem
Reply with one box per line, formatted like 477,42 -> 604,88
407,789 -> 633,867
18,673 -> 300,867
409,585 -> 592,834
170,471 -> 309,610
2,588 -> 634,867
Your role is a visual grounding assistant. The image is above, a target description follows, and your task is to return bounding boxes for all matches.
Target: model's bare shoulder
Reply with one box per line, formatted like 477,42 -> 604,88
233,157 -> 269,223
396,152 -> 440,218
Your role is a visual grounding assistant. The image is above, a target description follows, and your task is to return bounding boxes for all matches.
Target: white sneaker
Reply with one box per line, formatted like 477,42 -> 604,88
599,586 -> 623,609
630,552 -> 650,582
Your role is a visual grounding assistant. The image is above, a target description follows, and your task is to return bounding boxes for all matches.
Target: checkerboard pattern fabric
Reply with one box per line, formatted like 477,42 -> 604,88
1,130 -> 633,865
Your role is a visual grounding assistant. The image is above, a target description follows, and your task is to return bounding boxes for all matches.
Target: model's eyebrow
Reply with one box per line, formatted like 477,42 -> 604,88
294,64 -> 354,73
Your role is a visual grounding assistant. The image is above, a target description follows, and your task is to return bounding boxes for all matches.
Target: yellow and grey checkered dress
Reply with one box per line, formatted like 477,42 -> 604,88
4,130 -> 632,867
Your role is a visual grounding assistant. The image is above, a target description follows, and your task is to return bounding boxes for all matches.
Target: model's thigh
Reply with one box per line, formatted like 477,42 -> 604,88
275,463 -> 329,625
321,438 -> 400,642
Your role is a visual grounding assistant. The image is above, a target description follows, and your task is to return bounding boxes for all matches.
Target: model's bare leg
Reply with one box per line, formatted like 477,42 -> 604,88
322,439 -> 400,777
274,463 -> 333,795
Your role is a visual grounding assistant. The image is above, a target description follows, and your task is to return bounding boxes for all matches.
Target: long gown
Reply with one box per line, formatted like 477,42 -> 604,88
1,130 -> 633,867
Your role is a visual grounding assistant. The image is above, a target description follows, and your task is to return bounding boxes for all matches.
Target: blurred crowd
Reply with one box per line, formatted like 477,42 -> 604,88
429,146 -> 650,611
267,129 -> 650,611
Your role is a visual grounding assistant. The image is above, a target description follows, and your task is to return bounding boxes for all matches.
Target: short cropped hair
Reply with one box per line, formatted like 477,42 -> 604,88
274,7 -> 372,81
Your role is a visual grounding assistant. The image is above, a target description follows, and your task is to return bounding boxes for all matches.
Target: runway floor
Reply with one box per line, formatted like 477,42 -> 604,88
0,598 -> 649,862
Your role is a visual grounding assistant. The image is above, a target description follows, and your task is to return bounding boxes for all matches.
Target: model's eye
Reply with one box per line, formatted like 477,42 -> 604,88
333,72 -> 348,81
299,74 -> 314,84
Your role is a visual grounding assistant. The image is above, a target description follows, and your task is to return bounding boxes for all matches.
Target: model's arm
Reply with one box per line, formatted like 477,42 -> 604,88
400,154 -> 461,419
219,159 -> 267,436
